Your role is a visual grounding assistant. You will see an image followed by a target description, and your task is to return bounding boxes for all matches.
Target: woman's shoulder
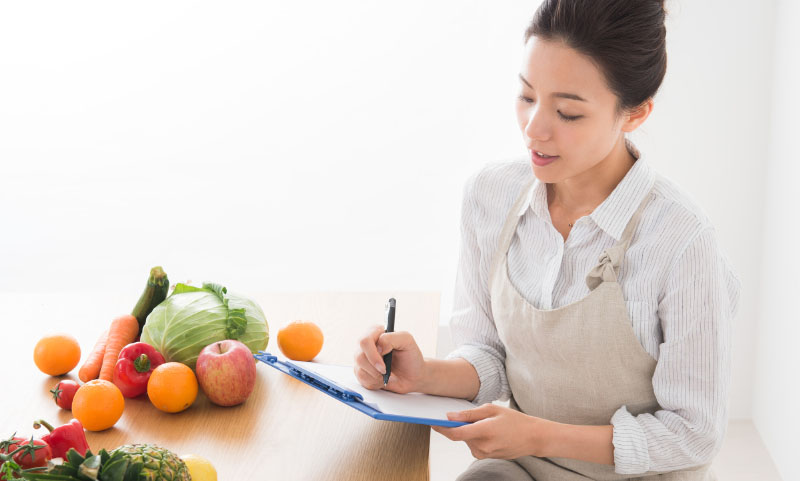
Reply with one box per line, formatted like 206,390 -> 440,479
644,172 -> 742,314
640,171 -> 737,280
646,171 -> 717,235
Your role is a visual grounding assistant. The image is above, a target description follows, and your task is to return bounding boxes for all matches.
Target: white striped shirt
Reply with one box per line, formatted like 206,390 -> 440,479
444,150 -> 742,474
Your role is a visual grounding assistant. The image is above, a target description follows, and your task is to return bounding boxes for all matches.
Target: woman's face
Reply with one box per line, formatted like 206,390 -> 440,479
515,36 -> 634,184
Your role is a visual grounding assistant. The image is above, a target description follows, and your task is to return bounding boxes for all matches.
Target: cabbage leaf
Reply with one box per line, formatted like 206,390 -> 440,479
141,282 -> 269,370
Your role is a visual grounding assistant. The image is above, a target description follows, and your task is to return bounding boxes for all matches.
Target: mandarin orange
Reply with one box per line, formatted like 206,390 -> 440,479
147,362 -> 198,413
72,379 -> 125,431
277,320 -> 324,361
33,334 -> 81,376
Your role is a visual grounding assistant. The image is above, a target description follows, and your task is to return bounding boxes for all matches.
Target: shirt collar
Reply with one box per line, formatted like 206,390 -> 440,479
519,139 -> 656,242
517,177 -> 548,219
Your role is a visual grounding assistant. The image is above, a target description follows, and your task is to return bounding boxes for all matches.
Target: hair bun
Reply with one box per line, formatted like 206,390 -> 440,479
525,0 -> 669,112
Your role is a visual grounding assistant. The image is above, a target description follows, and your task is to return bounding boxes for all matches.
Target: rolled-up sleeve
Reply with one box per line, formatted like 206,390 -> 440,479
612,226 -> 742,474
444,172 -> 510,405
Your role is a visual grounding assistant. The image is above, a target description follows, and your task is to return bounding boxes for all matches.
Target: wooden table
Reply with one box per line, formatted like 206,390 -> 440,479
0,290 -> 441,480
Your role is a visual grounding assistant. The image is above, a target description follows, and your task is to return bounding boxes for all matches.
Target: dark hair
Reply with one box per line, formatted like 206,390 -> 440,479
524,0 -> 668,115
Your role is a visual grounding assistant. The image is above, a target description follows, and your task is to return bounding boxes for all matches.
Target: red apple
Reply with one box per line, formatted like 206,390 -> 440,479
196,339 -> 256,407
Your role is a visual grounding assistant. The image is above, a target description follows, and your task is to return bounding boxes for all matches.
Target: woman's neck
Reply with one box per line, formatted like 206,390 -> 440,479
547,137 -> 637,213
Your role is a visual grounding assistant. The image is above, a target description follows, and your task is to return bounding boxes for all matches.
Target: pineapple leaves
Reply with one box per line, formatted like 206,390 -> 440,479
66,449 -> 85,469
76,454 -> 100,480
97,450 -> 132,481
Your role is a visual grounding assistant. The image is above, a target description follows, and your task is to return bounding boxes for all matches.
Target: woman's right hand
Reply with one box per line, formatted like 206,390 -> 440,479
354,325 -> 427,394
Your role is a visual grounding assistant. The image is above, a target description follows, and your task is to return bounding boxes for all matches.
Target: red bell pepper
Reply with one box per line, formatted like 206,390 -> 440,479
33,419 -> 90,459
112,342 -> 165,398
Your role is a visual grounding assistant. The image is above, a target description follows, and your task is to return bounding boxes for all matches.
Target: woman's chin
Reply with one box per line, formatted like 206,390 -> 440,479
530,163 -> 561,182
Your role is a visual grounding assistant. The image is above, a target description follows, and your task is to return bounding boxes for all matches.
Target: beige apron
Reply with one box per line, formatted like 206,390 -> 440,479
486,178 -> 715,481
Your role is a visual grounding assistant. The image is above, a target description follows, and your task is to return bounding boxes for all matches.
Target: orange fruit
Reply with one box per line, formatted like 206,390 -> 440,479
277,320 -> 324,361
147,362 -> 198,413
72,379 -> 125,431
33,334 -> 81,376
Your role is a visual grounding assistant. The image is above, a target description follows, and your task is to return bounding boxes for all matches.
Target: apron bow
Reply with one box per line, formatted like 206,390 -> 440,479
585,245 -> 625,290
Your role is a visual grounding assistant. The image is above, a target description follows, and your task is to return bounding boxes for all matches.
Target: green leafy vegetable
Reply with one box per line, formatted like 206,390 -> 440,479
140,282 -> 268,370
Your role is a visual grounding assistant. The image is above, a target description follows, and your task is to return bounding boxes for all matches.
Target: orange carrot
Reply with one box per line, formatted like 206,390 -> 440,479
79,329 -> 108,383
98,315 -> 139,382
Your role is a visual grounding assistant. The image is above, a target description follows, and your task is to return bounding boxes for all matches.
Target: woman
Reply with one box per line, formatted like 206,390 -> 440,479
354,0 -> 741,479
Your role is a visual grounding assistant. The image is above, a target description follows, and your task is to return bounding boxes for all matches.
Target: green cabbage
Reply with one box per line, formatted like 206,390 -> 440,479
141,282 -> 269,370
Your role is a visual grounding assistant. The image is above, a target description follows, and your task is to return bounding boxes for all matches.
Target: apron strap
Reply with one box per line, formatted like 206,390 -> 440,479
490,177 -> 538,287
585,188 -> 653,290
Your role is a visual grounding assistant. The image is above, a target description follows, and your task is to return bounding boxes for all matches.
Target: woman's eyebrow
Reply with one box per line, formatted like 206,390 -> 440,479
518,73 -> 588,102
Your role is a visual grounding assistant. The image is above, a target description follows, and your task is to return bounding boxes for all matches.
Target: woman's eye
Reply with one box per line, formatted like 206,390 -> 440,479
517,95 -> 582,122
558,111 -> 582,122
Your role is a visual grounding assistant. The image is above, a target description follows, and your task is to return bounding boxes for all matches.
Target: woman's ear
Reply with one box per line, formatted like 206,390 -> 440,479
621,98 -> 654,133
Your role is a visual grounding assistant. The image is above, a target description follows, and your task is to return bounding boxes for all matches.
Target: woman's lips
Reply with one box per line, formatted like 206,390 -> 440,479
531,150 -> 559,166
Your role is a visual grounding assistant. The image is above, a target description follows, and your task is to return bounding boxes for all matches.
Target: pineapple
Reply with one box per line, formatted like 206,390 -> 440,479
20,443 -> 191,481
110,444 -> 191,481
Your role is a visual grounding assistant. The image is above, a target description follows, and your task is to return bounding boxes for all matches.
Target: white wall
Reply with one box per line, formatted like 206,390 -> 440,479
0,0 -> 500,297
753,1 -> 800,480
0,0 -> 774,427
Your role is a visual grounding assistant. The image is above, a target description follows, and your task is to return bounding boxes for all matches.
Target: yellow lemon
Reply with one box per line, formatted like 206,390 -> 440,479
181,454 -> 217,481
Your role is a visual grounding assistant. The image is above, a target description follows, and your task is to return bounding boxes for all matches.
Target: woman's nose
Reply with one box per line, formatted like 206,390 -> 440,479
524,107 -> 551,142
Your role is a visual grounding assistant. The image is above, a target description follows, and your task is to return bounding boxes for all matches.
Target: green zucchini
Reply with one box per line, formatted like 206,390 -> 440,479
131,266 -> 170,337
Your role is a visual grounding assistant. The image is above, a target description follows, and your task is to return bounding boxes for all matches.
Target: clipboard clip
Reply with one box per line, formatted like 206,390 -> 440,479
255,351 -> 364,403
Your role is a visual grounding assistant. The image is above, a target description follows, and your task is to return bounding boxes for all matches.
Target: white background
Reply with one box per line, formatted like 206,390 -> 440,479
1,1 -> 796,479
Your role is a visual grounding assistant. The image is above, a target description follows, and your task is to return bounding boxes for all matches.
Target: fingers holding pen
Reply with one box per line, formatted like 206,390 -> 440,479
353,325 -> 388,390
353,349 -> 385,389
360,325 -> 387,372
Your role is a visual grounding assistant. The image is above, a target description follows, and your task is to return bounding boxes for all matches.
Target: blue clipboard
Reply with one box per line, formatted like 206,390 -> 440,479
254,351 -> 468,427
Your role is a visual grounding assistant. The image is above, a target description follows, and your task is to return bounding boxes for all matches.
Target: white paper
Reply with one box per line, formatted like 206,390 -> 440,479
292,360 -> 477,421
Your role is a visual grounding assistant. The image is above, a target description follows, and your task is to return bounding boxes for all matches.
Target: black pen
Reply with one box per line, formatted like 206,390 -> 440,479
383,297 -> 396,386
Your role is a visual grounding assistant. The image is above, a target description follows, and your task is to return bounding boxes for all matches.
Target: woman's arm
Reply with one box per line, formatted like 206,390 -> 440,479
433,403 -> 615,464
419,357 -> 481,401
442,169 -> 512,405
540,422 -> 614,465
610,226 -> 741,474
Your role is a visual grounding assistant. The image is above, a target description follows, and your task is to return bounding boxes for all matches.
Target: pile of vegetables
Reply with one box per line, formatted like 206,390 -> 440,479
15,265 -> 257,480
76,268 -> 269,375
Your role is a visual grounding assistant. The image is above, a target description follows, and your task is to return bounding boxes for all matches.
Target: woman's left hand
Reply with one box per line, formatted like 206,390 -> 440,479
432,403 -> 551,460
